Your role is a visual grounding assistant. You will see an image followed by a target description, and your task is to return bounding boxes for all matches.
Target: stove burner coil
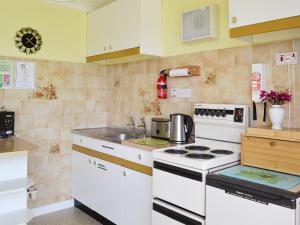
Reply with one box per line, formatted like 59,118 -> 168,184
211,150 -> 234,155
164,149 -> 188,154
185,153 -> 215,159
185,146 -> 210,151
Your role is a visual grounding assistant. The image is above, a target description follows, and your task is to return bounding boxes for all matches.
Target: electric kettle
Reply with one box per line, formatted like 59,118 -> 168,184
169,114 -> 193,143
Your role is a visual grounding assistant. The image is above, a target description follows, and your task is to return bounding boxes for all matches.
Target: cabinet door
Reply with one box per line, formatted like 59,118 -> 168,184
108,0 -> 140,52
229,0 -> 300,28
72,151 -> 94,208
93,158 -> 123,225
87,6 -> 109,56
122,168 -> 152,225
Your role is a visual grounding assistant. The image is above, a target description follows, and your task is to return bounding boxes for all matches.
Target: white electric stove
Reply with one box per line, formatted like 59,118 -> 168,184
152,104 -> 249,225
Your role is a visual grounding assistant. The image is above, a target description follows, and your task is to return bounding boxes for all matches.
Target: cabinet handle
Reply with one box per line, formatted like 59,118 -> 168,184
109,45 -> 112,50
102,145 -> 114,150
93,160 -> 97,166
88,159 -> 92,164
138,154 -> 142,160
98,163 -> 106,168
123,171 -> 127,177
231,16 -> 237,23
80,138 -> 84,144
104,46 -> 107,51
270,141 -> 276,147
98,166 -> 107,171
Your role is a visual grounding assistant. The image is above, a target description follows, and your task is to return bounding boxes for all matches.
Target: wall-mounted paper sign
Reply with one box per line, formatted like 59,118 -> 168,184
15,62 -> 36,89
0,61 -> 15,89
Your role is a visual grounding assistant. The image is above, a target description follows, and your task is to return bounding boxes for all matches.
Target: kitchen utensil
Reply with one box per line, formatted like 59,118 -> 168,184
169,114 -> 193,143
151,118 -> 171,140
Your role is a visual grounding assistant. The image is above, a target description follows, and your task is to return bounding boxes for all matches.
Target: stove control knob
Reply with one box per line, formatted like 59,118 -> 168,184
210,110 -> 215,116
221,110 -> 227,117
194,108 -> 200,115
199,110 -> 205,116
204,110 -> 209,116
215,110 -> 221,117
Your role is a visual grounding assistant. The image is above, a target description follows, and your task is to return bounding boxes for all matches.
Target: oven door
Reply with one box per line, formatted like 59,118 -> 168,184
153,160 -> 206,216
152,199 -> 205,225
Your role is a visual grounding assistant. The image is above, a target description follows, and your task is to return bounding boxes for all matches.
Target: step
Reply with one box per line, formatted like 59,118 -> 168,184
0,208 -> 33,225
0,178 -> 33,195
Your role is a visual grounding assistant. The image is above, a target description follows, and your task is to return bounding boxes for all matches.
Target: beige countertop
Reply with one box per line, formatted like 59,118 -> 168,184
0,137 -> 37,156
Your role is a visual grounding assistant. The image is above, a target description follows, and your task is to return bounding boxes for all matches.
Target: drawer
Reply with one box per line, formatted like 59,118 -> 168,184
242,136 -> 300,175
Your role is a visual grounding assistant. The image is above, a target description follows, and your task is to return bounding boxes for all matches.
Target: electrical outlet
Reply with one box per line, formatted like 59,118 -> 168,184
170,88 -> 191,98
276,52 -> 298,65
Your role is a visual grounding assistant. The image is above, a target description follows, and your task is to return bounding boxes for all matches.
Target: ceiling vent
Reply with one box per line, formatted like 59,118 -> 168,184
182,4 -> 219,42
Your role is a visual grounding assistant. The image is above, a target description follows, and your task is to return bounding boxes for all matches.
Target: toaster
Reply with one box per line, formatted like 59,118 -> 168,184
151,118 -> 171,140
0,111 -> 15,138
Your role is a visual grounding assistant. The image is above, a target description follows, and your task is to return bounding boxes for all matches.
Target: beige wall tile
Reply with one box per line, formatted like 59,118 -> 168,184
234,46 -> 252,66
252,43 -> 271,64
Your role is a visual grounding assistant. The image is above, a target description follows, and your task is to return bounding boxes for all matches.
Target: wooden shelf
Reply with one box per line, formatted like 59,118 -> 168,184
167,65 -> 201,77
0,209 -> 33,225
0,178 -> 33,195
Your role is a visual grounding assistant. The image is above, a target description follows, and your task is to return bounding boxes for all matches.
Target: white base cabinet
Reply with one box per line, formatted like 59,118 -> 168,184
72,146 -> 152,225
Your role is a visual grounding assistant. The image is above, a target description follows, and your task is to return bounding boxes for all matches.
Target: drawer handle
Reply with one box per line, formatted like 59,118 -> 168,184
270,141 -> 276,147
123,171 -> 127,177
138,154 -> 142,160
231,16 -> 237,23
102,145 -> 114,150
98,166 -> 107,171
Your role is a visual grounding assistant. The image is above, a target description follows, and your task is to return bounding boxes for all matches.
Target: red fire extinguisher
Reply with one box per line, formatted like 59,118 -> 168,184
157,70 -> 168,99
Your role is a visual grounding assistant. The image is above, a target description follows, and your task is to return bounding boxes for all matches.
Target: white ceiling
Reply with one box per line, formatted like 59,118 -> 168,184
45,0 -> 116,12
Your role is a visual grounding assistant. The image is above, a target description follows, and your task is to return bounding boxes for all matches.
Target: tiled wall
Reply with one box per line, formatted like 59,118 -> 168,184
0,38 -> 299,208
107,39 -> 300,130
0,57 -> 108,208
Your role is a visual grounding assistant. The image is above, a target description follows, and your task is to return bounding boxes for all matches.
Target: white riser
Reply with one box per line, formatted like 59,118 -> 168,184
0,154 -> 27,181
0,189 -> 27,214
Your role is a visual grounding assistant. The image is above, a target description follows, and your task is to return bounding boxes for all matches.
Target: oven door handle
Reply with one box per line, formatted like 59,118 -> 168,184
154,161 -> 202,182
153,203 -> 203,225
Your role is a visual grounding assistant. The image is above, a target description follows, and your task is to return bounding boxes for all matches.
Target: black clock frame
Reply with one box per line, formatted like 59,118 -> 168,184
15,27 -> 42,55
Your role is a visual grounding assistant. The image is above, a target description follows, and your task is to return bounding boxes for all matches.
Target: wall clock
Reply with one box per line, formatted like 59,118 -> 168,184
14,27 -> 43,55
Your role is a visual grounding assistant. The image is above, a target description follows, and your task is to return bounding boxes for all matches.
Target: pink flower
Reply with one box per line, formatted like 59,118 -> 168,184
260,90 -> 292,105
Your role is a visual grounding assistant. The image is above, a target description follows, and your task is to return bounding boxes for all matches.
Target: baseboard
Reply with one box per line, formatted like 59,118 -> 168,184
74,199 -> 115,225
31,199 -> 74,217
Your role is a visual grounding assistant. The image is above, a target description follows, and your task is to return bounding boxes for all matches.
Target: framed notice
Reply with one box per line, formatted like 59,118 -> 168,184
15,62 -> 36,89
0,61 -> 15,89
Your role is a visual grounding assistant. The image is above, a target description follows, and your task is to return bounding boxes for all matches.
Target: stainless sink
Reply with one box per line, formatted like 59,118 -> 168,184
72,127 -> 149,144
106,133 -> 142,143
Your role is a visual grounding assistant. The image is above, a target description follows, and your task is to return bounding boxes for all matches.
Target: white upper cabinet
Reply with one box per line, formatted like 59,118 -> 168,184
86,0 -> 162,61
108,0 -> 140,52
87,6 -> 109,56
229,0 -> 300,29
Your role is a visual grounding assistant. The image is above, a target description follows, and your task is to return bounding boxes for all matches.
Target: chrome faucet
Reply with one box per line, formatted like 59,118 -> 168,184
137,117 -> 147,137
127,117 -> 136,134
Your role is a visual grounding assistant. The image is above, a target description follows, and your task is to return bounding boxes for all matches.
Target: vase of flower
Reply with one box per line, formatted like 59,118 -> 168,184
269,105 -> 285,129
260,90 -> 292,130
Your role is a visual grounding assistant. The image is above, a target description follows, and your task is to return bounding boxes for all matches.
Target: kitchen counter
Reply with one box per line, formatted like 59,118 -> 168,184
121,138 -> 182,151
0,137 -> 37,157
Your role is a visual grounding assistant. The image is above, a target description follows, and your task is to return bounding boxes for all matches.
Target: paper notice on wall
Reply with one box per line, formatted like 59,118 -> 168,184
0,61 -> 15,89
15,62 -> 36,89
